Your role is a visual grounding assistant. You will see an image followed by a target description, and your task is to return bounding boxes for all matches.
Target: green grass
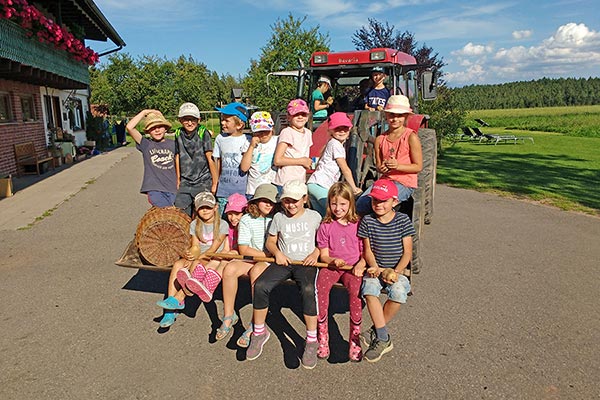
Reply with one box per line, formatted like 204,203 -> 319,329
439,113 -> 600,215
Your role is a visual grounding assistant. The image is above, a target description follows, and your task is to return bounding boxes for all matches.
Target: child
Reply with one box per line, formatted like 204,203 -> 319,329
272,99 -> 313,188
357,179 -> 415,362
174,102 -> 218,217
217,183 -> 278,346
307,112 -> 362,216
315,182 -> 365,362
223,192 -> 247,253
240,111 -> 278,196
246,180 -> 322,369
156,192 -> 229,328
213,102 -> 251,215
311,76 -> 333,121
126,110 -> 177,207
356,94 -> 423,215
365,66 -> 391,111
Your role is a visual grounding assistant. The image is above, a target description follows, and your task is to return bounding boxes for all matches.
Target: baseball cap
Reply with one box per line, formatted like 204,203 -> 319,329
225,193 -> 248,213
372,66 -> 386,74
215,102 -> 248,122
280,180 -> 307,201
368,179 -> 398,201
178,102 -> 200,119
249,111 -> 274,133
384,95 -> 413,114
251,183 -> 278,203
328,112 -> 353,130
318,76 -> 331,86
194,192 -> 216,209
144,112 -> 171,132
286,99 -> 309,116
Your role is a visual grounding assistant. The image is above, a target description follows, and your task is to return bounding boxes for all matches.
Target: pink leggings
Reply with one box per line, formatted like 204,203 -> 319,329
317,268 -> 362,326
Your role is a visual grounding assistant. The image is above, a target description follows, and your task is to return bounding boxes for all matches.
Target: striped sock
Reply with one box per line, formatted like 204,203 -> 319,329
253,323 -> 265,336
306,329 -> 317,343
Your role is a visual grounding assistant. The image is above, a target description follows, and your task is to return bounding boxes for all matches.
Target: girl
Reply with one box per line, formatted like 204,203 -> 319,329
307,112 -> 362,216
156,192 -> 228,328
240,111 -> 278,196
272,99 -> 313,188
356,95 -> 423,215
222,192 -> 247,253
216,184 -> 278,346
311,76 -> 332,121
315,182 -> 366,362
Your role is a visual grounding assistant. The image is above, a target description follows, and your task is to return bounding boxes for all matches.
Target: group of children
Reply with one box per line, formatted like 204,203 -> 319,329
126,91 -> 422,366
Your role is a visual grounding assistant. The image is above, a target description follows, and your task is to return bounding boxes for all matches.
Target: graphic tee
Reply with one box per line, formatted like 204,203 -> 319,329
213,133 -> 250,198
268,209 -> 321,260
136,137 -> 177,194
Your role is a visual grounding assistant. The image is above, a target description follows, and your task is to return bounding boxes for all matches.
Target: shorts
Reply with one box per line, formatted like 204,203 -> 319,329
147,191 -> 176,207
361,274 -> 411,304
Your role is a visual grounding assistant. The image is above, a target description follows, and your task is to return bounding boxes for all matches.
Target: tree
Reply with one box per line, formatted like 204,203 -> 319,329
242,14 -> 330,112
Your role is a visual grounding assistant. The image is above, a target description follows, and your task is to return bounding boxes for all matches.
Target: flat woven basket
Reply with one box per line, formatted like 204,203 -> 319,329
135,206 -> 192,267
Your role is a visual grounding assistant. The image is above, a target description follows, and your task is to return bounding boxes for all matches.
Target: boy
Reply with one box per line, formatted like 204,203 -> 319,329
240,111 -> 278,196
357,178 -> 415,362
126,110 -> 177,207
246,180 -> 322,369
174,102 -> 218,217
365,66 -> 391,111
213,102 -> 251,214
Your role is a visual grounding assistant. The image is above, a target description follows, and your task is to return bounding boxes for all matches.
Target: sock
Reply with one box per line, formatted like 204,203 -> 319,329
253,323 -> 265,336
375,326 -> 389,342
306,329 -> 317,343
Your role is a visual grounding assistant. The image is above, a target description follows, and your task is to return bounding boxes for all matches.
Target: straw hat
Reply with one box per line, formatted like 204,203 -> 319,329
144,112 -> 171,132
384,95 -> 413,114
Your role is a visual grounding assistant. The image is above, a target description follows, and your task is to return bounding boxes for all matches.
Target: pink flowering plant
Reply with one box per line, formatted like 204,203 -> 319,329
1,0 -> 99,65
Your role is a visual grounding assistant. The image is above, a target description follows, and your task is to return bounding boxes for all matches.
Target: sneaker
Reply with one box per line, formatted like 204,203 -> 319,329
317,322 -> 330,359
364,335 -> 394,363
187,269 -> 221,303
359,326 -> 375,347
301,341 -> 319,369
349,324 -> 363,362
159,311 -> 177,328
156,296 -> 185,310
246,331 -> 270,361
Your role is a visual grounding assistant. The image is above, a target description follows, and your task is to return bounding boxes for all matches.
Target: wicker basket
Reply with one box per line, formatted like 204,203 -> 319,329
135,207 -> 192,267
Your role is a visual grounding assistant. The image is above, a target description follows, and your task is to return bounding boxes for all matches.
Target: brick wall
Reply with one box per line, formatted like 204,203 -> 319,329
0,79 -> 46,174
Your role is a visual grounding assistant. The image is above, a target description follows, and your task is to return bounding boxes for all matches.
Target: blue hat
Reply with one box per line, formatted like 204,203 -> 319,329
215,102 -> 248,122
372,66 -> 386,73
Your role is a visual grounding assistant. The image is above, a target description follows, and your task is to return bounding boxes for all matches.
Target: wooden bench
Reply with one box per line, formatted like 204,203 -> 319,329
14,142 -> 53,176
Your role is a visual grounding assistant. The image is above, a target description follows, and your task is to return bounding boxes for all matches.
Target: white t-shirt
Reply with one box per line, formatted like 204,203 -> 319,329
246,136 -> 278,195
273,126 -> 312,186
307,138 -> 346,189
213,133 -> 250,198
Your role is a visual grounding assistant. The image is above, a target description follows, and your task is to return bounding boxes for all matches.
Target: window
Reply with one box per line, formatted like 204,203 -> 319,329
21,95 -> 36,121
0,92 -> 13,123
67,98 -> 85,131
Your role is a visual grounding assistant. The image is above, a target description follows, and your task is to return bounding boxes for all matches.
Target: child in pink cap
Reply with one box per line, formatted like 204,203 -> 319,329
223,192 -> 248,252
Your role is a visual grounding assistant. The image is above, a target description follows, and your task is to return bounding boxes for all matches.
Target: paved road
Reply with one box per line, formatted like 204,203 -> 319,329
0,150 -> 598,399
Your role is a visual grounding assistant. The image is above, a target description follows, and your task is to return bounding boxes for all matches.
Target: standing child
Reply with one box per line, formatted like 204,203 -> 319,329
356,95 -> 423,215
365,66 -> 391,111
246,180 -> 322,369
174,102 -> 218,217
217,183 -> 278,346
311,76 -> 333,121
357,179 -> 415,362
315,182 -> 366,362
126,110 -> 176,207
240,111 -> 278,197
156,192 -> 229,328
307,112 -> 362,216
272,99 -> 313,189
213,102 -> 251,215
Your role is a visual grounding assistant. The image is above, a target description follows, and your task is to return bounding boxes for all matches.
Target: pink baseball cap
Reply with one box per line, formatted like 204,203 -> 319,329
328,112 -> 353,130
287,99 -> 309,116
368,179 -> 398,201
225,193 -> 248,213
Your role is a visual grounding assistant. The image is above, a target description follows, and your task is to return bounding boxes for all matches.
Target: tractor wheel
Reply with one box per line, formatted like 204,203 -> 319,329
418,128 -> 437,225
410,187 -> 425,274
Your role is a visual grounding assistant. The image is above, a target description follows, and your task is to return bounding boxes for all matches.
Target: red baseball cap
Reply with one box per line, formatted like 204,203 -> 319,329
369,179 -> 398,201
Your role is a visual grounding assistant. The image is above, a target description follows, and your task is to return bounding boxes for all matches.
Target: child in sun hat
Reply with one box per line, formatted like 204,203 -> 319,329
356,94 -> 423,215
240,111 -> 278,196
273,99 -> 313,189
126,109 -> 177,207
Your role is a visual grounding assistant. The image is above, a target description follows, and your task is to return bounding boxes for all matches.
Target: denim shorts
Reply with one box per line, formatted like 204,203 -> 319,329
361,274 -> 411,304
147,191 -> 176,207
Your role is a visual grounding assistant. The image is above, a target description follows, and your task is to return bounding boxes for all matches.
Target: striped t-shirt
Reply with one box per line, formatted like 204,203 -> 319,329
237,214 -> 272,251
357,211 -> 415,269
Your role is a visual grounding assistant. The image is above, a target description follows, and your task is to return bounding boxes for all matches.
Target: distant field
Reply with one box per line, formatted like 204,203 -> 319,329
467,105 -> 600,137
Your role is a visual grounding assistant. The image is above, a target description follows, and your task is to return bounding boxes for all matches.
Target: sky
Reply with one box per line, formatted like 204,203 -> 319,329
89,0 -> 600,87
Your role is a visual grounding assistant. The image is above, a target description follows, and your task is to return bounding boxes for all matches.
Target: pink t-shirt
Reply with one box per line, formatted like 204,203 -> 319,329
273,126 -> 312,185
378,128 -> 418,188
316,220 -> 362,266
228,224 -> 238,251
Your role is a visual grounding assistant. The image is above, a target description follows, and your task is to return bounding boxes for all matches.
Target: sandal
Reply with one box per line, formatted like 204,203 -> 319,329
236,324 -> 253,348
215,313 -> 239,341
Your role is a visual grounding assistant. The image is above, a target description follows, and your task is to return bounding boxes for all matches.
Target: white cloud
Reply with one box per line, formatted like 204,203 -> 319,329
512,30 -> 532,40
452,42 -> 493,56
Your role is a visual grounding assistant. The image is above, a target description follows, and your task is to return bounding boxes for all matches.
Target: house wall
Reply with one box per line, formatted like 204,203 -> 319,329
40,87 -> 90,147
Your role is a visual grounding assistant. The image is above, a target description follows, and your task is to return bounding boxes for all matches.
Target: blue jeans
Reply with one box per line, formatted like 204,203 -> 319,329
356,181 -> 414,215
307,183 -> 328,217
362,274 -> 411,304
147,191 -> 176,207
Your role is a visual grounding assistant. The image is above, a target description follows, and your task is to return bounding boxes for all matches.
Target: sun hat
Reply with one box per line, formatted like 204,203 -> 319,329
194,192 -> 216,209
384,95 -> 413,114
225,193 -> 248,213
281,180 -> 307,201
318,76 -> 332,86
215,102 -> 248,122
368,179 -> 398,201
328,112 -> 353,130
144,112 -> 171,132
249,111 -> 274,133
251,183 -> 278,203
372,66 -> 386,74
178,102 -> 200,119
286,99 -> 309,116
